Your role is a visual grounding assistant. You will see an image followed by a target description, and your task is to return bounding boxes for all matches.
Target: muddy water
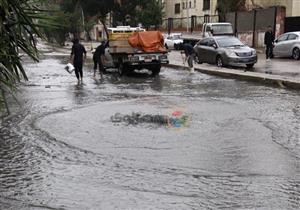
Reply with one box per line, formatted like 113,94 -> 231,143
0,51 -> 299,209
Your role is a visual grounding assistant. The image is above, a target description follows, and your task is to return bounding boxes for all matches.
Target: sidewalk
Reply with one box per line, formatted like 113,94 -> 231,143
167,50 -> 300,89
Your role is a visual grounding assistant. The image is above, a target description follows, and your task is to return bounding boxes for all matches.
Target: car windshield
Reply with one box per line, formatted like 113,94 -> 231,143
211,25 -> 233,34
216,37 -> 245,47
172,35 -> 182,40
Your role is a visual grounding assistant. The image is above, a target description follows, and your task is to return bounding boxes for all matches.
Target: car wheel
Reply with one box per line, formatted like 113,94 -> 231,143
216,56 -> 224,67
246,64 -> 254,69
292,47 -> 300,60
195,53 -> 202,64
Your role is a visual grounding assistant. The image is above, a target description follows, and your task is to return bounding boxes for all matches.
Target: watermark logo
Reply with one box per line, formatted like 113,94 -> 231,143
167,108 -> 190,130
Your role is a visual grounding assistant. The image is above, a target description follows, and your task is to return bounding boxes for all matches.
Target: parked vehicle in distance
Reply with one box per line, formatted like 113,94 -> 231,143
202,22 -> 234,37
164,33 -> 183,50
273,31 -> 300,60
182,22 -> 234,46
194,36 -> 257,68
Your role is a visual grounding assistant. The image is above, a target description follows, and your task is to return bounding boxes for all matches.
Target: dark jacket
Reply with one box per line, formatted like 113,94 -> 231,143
93,44 -> 105,61
264,31 -> 275,46
183,43 -> 195,56
71,43 -> 86,63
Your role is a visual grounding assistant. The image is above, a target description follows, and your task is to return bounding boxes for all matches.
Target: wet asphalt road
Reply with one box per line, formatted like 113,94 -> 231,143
0,46 -> 300,209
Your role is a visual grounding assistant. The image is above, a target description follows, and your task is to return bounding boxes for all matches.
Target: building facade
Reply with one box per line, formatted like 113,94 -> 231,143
162,0 -> 218,18
245,0 -> 300,17
161,0 -> 218,32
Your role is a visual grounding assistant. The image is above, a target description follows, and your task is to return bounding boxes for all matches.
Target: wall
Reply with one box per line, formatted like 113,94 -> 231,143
226,6 -> 286,47
245,0 -> 299,17
163,0 -> 218,19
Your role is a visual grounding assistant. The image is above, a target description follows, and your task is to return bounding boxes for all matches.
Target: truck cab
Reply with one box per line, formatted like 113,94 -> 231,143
202,22 -> 234,38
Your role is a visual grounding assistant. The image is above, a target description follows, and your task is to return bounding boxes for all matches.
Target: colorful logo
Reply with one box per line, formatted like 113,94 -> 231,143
167,108 -> 190,129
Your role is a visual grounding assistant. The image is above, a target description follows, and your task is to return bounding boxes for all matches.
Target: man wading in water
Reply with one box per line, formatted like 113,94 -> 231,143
70,38 -> 87,84
93,40 -> 107,78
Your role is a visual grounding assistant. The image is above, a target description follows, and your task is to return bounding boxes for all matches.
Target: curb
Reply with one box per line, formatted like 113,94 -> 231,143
166,63 -> 300,90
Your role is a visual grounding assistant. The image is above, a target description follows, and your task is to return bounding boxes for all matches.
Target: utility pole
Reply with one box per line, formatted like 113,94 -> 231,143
186,0 -> 189,32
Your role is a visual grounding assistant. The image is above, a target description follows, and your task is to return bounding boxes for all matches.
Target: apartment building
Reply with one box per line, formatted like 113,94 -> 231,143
161,0 -> 219,31
162,0 -> 218,18
246,0 -> 300,17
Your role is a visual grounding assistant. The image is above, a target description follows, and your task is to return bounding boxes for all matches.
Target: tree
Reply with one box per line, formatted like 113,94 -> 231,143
216,0 -> 246,21
136,0 -> 164,29
112,0 -> 163,28
0,0 -> 44,114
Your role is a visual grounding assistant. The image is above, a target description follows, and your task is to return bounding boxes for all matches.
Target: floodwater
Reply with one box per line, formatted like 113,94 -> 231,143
0,46 -> 300,209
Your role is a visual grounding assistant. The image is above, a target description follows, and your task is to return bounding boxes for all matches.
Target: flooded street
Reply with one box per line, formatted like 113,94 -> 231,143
0,47 -> 300,209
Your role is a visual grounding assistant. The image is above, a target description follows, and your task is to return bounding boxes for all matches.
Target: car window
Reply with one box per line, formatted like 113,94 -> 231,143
211,25 -> 233,34
207,39 -> 216,47
277,34 -> 288,42
287,34 -> 298,40
216,37 -> 244,47
199,38 -> 209,46
172,35 -> 182,40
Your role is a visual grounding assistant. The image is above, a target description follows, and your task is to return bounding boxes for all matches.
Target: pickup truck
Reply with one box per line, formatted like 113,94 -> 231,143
182,22 -> 234,45
103,26 -> 169,76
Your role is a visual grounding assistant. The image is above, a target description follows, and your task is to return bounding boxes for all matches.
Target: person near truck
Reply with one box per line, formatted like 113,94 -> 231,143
93,40 -> 107,78
264,25 -> 275,60
182,43 -> 195,73
70,38 -> 87,83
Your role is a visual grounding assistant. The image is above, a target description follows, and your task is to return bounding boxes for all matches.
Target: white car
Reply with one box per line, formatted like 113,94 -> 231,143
164,33 -> 183,50
273,31 -> 300,60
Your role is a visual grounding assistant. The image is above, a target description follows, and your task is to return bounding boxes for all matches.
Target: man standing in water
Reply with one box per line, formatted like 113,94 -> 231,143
70,38 -> 87,83
264,25 -> 275,61
182,43 -> 195,73
93,40 -> 107,78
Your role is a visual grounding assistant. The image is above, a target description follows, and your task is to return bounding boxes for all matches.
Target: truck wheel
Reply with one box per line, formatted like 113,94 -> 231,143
174,44 -> 178,50
118,63 -> 127,76
151,65 -> 161,76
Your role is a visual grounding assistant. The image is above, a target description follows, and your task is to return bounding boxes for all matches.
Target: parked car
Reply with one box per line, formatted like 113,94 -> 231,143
164,33 -> 183,50
273,31 -> 300,60
194,36 -> 257,68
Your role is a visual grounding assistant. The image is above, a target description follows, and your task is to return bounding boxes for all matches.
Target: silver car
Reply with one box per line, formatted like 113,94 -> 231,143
273,31 -> 300,60
194,36 -> 257,68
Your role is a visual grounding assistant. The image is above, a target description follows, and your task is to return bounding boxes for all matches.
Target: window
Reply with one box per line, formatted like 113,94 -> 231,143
175,3 -> 180,14
203,0 -> 210,10
204,15 -> 210,23
277,34 -> 288,42
182,2 -> 185,9
288,34 -> 298,40
189,1 -> 191,8
207,39 -> 216,47
216,37 -> 244,48
199,38 -> 209,46
194,0 -> 196,8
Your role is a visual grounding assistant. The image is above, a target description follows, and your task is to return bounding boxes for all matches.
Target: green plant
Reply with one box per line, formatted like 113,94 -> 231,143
0,0 -> 45,115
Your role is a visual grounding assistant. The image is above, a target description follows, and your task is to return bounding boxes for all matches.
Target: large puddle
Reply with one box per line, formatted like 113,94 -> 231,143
0,49 -> 299,209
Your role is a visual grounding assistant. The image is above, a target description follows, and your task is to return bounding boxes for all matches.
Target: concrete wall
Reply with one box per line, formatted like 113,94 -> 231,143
226,6 -> 286,47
